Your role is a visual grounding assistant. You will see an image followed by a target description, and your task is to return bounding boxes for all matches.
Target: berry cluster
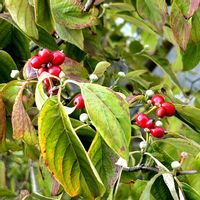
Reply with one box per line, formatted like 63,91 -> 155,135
30,49 -> 65,95
151,95 -> 176,118
135,94 -> 176,138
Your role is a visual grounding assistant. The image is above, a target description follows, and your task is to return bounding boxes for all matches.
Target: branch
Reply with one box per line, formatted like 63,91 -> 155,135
123,165 -> 198,175
83,0 -> 95,12
123,165 -> 159,173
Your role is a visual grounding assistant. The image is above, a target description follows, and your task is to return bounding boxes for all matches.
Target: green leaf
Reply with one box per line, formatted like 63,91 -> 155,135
50,0 -> 98,29
142,54 -> 182,92
2,80 -> 26,114
93,61 -> 111,77
191,6 -> 200,43
34,0 -> 54,33
181,182 -> 200,200
5,0 -> 38,39
129,41 -> 144,54
61,57 -> 88,79
175,104 -> 200,132
173,0 -> 200,19
136,0 -> 167,32
125,69 -> 147,79
0,188 -> 16,197
171,1 -> 192,50
88,133 -> 120,198
0,160 -> 6,189
0,94 -> 6,142
38,97 -> 105,198
12,83 -> 37,145
139,173 -> 161,200
0,17 -> 12,48
55,23 -> 84,50
0,50 -> 17,83
80,83 -> 131,160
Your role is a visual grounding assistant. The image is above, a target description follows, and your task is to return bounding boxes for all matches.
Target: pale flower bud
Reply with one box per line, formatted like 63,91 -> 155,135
139,141 -> 147,149
79,113 -> 88,123
171,161 -> 181,169
118,71 -> 126,77
145,89 -> 154,97
10,70 -> 19,78
89,74 -> 98,82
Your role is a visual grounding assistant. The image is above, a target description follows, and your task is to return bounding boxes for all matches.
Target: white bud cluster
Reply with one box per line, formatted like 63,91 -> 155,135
79,113 -> 88,123
118,71 -> 126,77
171,161 -> 181,169
89,74 -> 98,82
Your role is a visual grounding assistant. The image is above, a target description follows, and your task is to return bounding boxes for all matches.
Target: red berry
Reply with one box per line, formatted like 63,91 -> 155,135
136,113 -> 149,128
73,94 -> 85,109
48,66 -> 62,77
44,78 -> 50,89
161,102 -> 176,116
30,56 -> 43,69
151,95 -> 165,106
150,127 -> 165,138
156,107 -> 166,118
37,67 -> 48,77
145,119 -> 155,129
38,49 -> 53,64
51,51 -> 65,65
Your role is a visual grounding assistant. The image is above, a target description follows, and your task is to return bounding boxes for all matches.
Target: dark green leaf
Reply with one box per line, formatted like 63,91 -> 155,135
129,41 -> 143,54
181,182 -> 200,200
0,50 -> 17,83
38,97 -> 105,198
139,173 -> 161,200
80,83 -> 131,160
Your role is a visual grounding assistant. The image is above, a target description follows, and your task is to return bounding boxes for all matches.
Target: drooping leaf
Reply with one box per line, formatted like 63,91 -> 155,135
80,83 -> 131,160
2,80 -> 26,114
88,133 -> 121,198
175,104 -> 200,132
0,160 -> 6,189
34,0 -> 54,33
173,0 -> 200,19
139,173 -> 161,200
0,17 -> 12,48
55,23 -> 84,50
136,0 -> 167,32
61,57 -> 88,79
50,0 -> 98,29
191,6 -> 200,43
0,50 -> 17,83
38,97 -> 105,198
93,61 -> 111,77
12,82 -> 37,145
142,54 -> 182,91
0,94 -> 6,142
171,1 -> 192,50
5,0 -> 38,39
181,182 -> 200,200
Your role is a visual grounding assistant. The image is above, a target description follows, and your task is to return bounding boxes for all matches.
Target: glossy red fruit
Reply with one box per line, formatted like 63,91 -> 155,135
44,78 -> 50,89
151,95 -> 165,106
145,119 -> 155,129
48,66 -> 62,77
30,56 -> 43,69
73,94 -> 85,109
51,51 -> 65,65
37,67 -> 48,77
156,107 -> 166,118
150,127 -> 165,138
136,113 -> 149,128
161,102 -> 176,116
38,49 -> 53,63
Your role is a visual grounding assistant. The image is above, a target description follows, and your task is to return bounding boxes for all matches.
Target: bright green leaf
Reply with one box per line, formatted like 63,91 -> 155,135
181,182 -> 200,200
93,61 -> 111,77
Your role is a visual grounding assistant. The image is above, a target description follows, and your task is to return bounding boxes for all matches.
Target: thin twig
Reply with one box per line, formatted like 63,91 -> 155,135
83,0 -> 95,12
